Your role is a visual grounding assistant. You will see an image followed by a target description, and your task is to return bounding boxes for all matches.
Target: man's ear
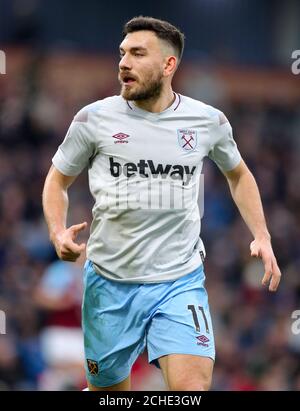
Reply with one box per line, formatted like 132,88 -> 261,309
163,55 -> 177,77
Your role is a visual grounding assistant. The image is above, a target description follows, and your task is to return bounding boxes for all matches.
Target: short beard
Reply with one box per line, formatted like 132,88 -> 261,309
121,75 -> 163,102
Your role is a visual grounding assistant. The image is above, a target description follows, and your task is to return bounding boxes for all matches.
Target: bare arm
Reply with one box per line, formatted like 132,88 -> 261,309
42,165 -> 87,261
223,159 -> 281,291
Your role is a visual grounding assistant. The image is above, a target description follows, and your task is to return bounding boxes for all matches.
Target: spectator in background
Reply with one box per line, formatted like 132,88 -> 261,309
33,254 -> 85,390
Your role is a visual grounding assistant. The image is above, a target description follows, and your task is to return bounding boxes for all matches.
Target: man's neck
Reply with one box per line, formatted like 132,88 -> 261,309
133,88 -> 175,113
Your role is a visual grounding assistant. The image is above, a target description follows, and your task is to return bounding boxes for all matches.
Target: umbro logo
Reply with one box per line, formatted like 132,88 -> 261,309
112,132 -> 130,144
196,335 -> 209,347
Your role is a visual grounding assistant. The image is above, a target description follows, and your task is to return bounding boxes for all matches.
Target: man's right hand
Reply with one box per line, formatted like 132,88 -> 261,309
52,222 -> 88,262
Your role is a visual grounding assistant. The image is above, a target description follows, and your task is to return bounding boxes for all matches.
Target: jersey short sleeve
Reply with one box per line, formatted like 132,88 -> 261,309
52,107 -> 96,176
208,109 -> 241,172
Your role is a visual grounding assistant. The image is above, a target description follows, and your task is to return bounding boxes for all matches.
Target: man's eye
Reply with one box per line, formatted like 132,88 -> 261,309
135,53 -> 144,57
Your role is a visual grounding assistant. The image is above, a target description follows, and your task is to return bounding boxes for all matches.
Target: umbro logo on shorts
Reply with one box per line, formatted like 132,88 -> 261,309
196,335 -> 209,347
87,359 -> 99,375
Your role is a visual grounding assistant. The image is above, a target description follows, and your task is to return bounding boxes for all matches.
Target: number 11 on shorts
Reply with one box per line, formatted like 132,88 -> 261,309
188,304 -> 210,334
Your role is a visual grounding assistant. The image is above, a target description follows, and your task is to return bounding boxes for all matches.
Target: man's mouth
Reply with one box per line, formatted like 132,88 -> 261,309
121,75 -> 137,85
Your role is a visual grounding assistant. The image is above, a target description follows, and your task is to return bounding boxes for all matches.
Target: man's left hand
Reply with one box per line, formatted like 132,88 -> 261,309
250,238 -> 281,292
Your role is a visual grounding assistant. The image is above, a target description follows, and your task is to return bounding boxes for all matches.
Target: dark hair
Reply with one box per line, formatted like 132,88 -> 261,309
123,16 -> 185,63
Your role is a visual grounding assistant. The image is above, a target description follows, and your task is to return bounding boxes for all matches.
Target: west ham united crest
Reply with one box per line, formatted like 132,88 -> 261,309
177,129 -> 198,151
87,359 -> 99,375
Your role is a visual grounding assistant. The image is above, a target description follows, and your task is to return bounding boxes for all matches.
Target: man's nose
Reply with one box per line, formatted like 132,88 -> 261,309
119,54 -> 132,70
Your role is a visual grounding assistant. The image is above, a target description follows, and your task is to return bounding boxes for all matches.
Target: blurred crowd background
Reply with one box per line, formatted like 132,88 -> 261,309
0,0 -> 300,390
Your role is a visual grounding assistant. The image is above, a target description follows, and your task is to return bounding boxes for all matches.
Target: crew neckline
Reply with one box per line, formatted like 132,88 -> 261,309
125,92 -> 181,117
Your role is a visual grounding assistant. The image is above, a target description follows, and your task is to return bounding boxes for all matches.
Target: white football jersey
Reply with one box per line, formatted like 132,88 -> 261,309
52,93 -> 241,283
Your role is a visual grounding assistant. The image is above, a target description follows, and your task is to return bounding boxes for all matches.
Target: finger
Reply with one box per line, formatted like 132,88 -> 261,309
78,242 -> 86,252
250,241 -> 260,257
262,258 -> 272,286
61,247 -> 83,261
62,257 -> 79,262
61,247 -> 79,258
61,254 -> 78,262
63,239 -> 86,254
71,222 -> 88,235
269,260 -> 282,292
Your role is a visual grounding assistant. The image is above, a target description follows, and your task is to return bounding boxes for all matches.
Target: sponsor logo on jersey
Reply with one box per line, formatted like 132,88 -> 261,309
177,129 -> 197,151
109,157 -> 196,186
87,359 -> 99,375
196,335 -> 209,347
112,132 -> 130,143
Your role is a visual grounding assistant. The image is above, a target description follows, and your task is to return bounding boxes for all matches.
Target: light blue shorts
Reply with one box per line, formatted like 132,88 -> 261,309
82,260 -> 215,387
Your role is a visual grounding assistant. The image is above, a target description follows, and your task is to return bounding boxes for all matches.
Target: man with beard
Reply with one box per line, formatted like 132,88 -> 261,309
42,16 -> 281,391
